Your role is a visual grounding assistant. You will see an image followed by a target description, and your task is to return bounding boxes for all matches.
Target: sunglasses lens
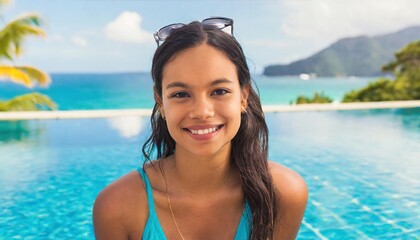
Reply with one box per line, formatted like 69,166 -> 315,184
158,23 -> 185,39
202,18 -> 231,28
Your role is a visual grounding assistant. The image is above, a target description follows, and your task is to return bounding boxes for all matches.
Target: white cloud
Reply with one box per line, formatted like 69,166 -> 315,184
280,0 -> 420,43
105,11 -> 152,43
71,35 -> 88,47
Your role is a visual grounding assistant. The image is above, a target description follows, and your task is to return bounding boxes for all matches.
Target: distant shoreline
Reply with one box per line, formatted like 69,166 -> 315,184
1,101 -> 419,121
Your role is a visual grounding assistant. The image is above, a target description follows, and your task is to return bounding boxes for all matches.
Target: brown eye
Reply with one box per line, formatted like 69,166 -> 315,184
170,92 -> 189,98
212,89 -> 229,96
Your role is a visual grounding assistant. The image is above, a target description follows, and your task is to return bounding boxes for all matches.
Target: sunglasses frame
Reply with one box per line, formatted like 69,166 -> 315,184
153,17 -> 234,47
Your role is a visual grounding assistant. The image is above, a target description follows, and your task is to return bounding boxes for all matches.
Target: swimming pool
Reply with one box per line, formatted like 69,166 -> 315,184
0,108 -> 419,239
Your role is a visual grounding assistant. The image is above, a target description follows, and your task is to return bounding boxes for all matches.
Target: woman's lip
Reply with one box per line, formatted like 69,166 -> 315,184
183,124 -> 224,131
183,125 -> 224,140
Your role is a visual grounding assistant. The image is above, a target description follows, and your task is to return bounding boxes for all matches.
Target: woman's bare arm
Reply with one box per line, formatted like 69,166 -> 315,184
93,171 -> 147,240
269,161 -> 308,240
93,186 -> 128,239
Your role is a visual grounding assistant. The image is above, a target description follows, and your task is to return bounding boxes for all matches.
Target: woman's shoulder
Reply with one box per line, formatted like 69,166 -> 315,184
94,169 -> 147,209
268,161 -> 308,239
268,160 -> 308,198
93,169 -> 148,239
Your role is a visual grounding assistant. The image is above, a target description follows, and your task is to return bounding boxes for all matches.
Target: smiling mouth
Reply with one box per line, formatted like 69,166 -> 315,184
184,125 -> 224,135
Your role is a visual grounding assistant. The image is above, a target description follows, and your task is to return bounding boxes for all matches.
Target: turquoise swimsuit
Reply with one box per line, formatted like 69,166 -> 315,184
137,167 -> 252,240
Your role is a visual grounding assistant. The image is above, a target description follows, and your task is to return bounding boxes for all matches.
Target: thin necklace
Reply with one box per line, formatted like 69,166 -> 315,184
162,169 -> 186,240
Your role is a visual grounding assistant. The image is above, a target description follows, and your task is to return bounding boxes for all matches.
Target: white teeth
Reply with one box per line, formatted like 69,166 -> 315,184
190,127 -> 219,135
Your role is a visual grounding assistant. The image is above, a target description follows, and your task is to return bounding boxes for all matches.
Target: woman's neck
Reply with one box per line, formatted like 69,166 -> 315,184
164,145 -> 239,195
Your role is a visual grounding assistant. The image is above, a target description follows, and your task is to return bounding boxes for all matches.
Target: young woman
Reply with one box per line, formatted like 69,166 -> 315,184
93,17 -> 307,240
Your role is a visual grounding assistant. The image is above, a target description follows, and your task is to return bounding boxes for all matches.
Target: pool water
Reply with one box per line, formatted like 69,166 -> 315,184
0,108 -> 419,239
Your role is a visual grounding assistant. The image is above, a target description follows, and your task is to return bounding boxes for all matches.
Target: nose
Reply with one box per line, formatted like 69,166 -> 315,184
189,95 -> 214,120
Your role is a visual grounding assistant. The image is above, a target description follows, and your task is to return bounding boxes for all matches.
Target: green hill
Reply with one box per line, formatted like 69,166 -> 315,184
263,26 -> 420,77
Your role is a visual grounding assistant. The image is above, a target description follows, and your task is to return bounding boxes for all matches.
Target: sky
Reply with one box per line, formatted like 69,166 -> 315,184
1,0 -> 420,74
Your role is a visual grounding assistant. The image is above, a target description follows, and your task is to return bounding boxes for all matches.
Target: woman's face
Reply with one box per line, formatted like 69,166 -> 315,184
158,43 -> 248,158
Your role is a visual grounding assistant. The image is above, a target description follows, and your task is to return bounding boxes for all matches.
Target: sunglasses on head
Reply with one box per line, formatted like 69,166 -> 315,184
153,17 -> 234,47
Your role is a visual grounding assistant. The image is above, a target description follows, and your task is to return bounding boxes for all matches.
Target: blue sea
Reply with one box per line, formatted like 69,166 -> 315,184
0,73 -> 375,109
0,73 -> 419,239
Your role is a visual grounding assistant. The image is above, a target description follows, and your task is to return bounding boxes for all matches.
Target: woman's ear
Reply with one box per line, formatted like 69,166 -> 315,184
154,87 -> 165,119
241,83 -> 250,111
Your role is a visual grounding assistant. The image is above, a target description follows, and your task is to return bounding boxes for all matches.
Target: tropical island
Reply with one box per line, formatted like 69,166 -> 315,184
264,26 -> 420,78
293,40 -> 420,103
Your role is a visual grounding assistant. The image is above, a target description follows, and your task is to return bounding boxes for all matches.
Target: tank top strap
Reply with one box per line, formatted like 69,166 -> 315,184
136,167 -> 157,216
137,167 -> 167,239
234,200 -> 252,240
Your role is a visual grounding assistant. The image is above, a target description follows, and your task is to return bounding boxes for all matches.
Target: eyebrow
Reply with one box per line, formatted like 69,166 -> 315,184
165,78 -> 233,89
165,82 -> 189,89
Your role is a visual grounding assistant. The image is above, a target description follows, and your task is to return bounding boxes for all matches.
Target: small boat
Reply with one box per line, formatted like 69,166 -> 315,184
299,73 -> 310,80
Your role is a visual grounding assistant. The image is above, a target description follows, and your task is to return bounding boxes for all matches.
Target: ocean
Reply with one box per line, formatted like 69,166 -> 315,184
0,73 -> 376,109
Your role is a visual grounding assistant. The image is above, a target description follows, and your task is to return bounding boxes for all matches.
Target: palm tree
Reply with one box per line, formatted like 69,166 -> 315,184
0,0 -> 56,111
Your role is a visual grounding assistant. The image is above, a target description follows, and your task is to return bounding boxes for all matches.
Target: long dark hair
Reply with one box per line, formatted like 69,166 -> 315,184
142,21 -> 278,239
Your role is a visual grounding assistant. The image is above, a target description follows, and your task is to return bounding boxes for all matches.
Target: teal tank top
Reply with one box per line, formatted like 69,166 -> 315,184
137,167 -> 252,240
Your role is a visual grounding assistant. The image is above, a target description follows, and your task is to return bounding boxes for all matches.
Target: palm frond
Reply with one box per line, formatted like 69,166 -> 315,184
17,65 -> 50,86
0,65 -> 50,88
0,13 -> 46,60
0,92 -> 57,111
